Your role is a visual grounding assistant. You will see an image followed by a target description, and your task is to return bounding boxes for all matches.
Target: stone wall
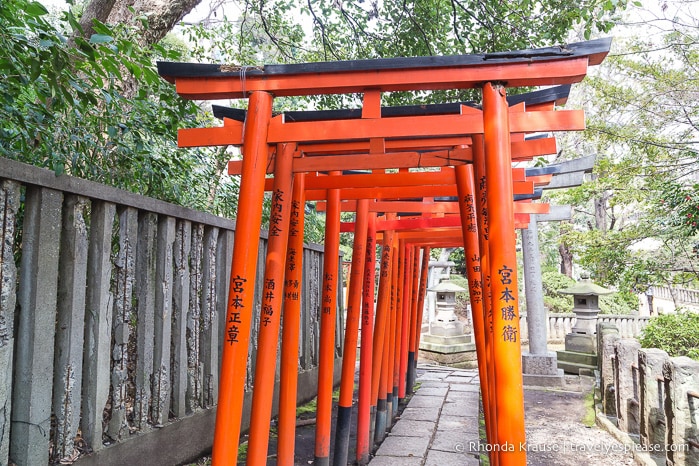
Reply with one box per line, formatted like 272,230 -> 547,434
0,157 -> 344,466
598,324 -> 699,465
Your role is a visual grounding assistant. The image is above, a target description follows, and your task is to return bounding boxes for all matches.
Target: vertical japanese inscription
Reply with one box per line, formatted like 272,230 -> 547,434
479,175 -> 489,241
226,275 -> 246,345
462,191 -> 482,305
496,264 -> 518,342
269,189 -> 284,237
284,197 -> 301,302
362,233 -> 375,328
261,278 -> 276,326
322,272 -> 334,315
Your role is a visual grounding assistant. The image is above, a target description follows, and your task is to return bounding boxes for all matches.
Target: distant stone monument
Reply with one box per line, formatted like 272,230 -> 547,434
556,273 -> 613,375
419,280 -> 477,368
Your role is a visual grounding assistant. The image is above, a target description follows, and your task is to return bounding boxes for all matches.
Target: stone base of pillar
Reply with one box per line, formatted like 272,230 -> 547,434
522,351 -> 565,387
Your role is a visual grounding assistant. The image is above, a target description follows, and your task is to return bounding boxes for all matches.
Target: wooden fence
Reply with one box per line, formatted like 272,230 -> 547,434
0,157 -> 343,466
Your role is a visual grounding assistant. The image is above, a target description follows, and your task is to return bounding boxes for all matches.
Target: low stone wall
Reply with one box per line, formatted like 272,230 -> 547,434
598,324 -> 699,465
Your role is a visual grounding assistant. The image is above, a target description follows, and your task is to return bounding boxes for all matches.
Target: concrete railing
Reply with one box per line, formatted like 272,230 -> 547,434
517,313 -> 650,343
0,157 -> 343,466
652,285 -> 699,306
650,285 -> 699,314
598,324 -> 699,465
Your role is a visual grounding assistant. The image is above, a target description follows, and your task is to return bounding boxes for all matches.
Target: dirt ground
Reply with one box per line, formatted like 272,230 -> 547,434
523,380 -> 637,466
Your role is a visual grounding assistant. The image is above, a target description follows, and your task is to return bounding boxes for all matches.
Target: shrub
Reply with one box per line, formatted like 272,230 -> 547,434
542,271 -> 574,313
639,312 -> 699,360
447,274 -> 471,317
599,290 -> 638,315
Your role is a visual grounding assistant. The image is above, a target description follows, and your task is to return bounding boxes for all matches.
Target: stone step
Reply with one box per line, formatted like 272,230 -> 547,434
557,360 -> 597,375
556,350 -> 598,366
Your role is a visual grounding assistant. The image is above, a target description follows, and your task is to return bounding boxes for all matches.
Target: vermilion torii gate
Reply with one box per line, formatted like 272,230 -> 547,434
215,92 -> 557,466
158,37 -> 611,466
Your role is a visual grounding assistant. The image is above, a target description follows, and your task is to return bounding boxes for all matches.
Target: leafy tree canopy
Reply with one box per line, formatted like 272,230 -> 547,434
543,0 -> 699,291
0,0 -> 238,216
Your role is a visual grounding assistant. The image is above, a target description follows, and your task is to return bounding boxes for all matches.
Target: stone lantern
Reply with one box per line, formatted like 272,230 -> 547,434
559,273 -> 613,336
557,273 -> 613,374
419,280 -> 477,368
430,280 -> 465,335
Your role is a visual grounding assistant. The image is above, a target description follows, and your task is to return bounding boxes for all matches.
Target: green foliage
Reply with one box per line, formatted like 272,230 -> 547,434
639,312 -> 699,360
599,290 -> 637,315
448,248 -> 466,275
657,182 -> 699,237
541,271 -> 575,313
178,0 -> 628,109
447,274 -> 471,312
0,0 -> 237,215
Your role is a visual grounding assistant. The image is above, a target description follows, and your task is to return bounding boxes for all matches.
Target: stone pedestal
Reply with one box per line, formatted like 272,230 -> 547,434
419,331 -> 477,369
565,333 -> 597,354
521,351 -> 565,387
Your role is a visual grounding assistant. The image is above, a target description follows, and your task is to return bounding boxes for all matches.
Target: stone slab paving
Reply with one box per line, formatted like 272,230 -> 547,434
369,365 -> 482,465
400,406 -> 442,421
445,390 -> 479,401
436,414 -> 479,433
369,363 -> 635,466
389,420 -> 437,438
430,430 -> 480,453
443,375 -> 475,384
447,383 -> 480,392
374,434 -> 431,458
369,456 -> 424,466
414,386 -> 449,397
440,400 -> 479,417
424,449 -> 481,466
407,394 -> 446,408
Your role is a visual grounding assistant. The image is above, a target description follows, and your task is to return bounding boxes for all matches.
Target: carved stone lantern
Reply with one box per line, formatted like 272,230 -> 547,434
556,273 -> 613,373
558,273 -> 613,336
419,280 -> 477,368
428,280 -> 466,336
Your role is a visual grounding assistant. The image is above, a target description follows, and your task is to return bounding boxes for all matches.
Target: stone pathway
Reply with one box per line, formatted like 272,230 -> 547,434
370,365 -> 481,466
369,363 -> 637,466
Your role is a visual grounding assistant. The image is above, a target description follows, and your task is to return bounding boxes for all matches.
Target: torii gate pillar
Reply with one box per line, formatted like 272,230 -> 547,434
482,82 -> 527,464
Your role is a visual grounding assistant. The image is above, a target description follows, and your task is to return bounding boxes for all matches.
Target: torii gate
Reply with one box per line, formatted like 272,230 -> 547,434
158,37 -> 611,466
213,87 -> 562,464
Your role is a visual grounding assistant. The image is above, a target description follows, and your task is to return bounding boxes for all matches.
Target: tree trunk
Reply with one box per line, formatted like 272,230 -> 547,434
79,0 -> 203,46
78,0 -> 118,38
594,192 -> 608,232
558,225 -> 573,278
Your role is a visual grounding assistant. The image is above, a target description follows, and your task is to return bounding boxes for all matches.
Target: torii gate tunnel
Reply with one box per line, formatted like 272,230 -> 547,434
158,37 -> 611,466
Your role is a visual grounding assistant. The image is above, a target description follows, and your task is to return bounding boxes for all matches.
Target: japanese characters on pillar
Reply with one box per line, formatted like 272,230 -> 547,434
287,199 -> 302,268
285,198 -> 302,301
322,271 -> 334,316
497,265 -> 518,343
479,175 -> 490,241
269,189 -> 285,238
262,278 -> 276,327
362,226 -> 375,330
226,275 -> 246,345
476,168 -> 492,334
462,192 -> 483,307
